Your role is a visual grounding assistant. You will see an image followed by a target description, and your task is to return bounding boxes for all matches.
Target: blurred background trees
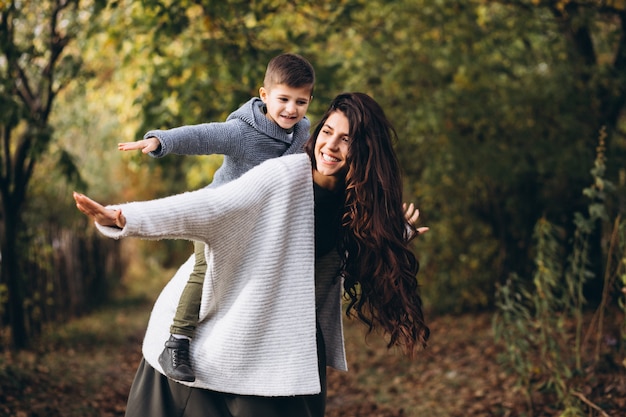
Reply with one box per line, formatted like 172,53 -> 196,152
0,0 -> 124,349
1,0 -> 624,364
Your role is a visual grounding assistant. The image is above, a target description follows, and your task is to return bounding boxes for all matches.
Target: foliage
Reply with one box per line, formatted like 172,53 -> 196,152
0,0 -> 112,348
494,222 -> 574,412
2,0 -> 626,352
59,0 -> 626,314
494,132 -> 624,416
618,221 -> 626,357
303,0 -> 626,311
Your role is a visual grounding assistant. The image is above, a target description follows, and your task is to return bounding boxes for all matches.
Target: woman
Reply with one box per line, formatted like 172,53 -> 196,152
74,92 -> 429,417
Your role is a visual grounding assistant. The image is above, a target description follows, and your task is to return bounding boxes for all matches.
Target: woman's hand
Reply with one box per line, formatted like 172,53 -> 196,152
403,202 -> 429,236
73,192 -> 126,229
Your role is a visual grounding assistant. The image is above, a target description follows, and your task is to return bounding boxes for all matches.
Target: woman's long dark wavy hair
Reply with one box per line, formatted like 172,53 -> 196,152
305,92 -> 430,356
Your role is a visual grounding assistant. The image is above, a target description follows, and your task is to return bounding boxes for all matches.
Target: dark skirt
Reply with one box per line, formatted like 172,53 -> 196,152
124,330 -> 327,417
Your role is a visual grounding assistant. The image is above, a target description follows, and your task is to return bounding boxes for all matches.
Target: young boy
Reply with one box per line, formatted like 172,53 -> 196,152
118,53 -> 315,382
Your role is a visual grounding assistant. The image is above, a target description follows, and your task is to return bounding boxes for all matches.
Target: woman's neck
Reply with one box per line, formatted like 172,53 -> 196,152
312,169 -> 344,192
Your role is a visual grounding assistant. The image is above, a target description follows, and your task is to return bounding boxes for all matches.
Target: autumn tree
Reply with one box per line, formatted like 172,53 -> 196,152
315,0 -> 626,310
109,0 -> 625,311
0,0 -> 106,348
2,0 -> 619,340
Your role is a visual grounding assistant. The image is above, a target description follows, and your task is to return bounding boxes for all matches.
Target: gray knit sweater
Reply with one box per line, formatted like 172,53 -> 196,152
95,154 -> 348,396
144,97 -> 310,187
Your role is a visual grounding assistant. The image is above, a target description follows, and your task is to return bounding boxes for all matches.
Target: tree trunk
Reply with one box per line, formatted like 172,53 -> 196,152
1,201 -> 28,349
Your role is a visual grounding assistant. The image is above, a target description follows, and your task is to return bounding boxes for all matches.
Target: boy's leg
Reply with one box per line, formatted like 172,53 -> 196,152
171,241 -> 207,337
159,241 -> 207,382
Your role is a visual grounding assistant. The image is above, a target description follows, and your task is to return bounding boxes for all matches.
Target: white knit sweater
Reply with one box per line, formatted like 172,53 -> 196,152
95,154 -> 347,396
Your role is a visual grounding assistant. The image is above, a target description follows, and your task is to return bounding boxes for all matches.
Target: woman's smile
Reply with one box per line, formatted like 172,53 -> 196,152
321,152 -> 340,162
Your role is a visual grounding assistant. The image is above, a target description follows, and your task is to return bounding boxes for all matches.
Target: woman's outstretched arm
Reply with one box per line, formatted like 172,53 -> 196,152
73,192 -> 126,228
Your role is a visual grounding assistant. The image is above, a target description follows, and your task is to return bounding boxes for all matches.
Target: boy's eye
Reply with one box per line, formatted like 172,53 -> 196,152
297,100 -> 308,105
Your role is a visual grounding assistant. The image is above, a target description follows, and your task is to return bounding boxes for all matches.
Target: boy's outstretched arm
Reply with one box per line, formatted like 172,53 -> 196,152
118,137 -> 160,154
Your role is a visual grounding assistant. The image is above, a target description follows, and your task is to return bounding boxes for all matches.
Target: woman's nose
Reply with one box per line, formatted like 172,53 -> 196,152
327,136 -> 340,149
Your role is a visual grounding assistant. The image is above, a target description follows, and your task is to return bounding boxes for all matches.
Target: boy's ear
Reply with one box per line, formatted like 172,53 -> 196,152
259,87 -> 268,102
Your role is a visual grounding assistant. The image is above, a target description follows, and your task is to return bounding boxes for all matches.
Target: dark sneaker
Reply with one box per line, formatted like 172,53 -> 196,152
158,335 -> 196,382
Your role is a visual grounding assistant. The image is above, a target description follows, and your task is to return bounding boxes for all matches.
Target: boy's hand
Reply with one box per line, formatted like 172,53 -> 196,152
118,137 -> 160,154
403,202 -> 429,236
73,192 -> 126,229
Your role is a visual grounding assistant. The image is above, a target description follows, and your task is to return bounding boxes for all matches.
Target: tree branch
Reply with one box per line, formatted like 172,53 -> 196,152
571,390 -> 610,417
42,0 -> 75,121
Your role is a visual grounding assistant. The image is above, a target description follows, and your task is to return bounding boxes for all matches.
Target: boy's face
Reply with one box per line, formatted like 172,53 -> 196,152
259,84 -> 312,130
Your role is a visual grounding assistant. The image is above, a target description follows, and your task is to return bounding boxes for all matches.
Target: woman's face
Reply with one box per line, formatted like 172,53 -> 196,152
313,110 -> 350,190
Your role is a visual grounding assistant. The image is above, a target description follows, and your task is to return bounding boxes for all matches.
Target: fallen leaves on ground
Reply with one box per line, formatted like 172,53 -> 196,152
0,305 -> 624,416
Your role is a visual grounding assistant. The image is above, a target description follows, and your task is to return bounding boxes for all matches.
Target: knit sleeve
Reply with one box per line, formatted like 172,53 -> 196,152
94,154 -> 311,246
144,120 -> 246,159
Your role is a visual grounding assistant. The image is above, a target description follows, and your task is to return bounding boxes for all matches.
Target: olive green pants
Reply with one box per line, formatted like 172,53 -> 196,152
170,241 -> 206,338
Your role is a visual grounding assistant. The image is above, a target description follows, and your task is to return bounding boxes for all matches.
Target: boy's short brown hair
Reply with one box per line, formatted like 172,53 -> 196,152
263,53 -> 315,95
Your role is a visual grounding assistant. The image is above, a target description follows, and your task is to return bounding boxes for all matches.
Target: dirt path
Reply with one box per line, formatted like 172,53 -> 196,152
1,305 -> 624,416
